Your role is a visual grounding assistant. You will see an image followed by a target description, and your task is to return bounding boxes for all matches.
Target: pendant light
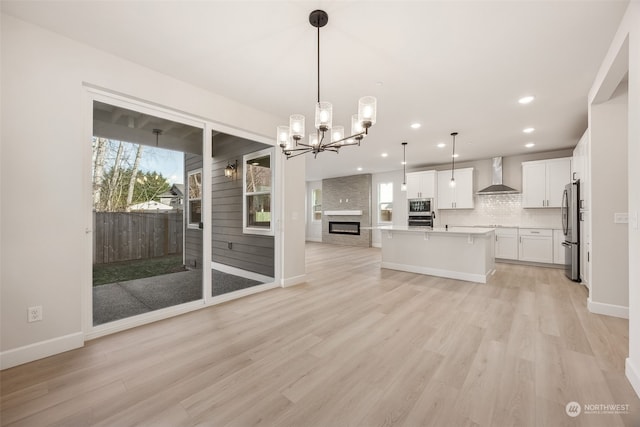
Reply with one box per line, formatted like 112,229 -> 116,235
401,142 -> 408,191
449,132 -> 458,187
153,128 -> 162,147
277,10 -> 378,159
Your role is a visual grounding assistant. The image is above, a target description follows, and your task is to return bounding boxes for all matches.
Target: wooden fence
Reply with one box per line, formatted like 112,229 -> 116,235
93,211 -> 184,264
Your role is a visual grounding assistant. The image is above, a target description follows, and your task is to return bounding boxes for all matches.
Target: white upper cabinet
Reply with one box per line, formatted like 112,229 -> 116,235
406,170 -> 436,199
437,167 -> 474,209
522,158 -> 571,208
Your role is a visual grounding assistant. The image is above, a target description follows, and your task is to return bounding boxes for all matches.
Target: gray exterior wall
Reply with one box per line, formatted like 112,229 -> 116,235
322,174 -> 372,247
185,153 -> 203,269
211,133 -> 275,277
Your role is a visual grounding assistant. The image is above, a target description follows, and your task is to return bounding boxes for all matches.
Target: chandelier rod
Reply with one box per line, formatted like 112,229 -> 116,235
317,23 -> 321,105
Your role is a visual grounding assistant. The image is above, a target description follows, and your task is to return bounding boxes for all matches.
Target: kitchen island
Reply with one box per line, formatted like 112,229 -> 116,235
379,226 -> 496,283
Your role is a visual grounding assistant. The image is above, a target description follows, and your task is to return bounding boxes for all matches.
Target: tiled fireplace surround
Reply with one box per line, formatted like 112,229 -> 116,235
322,174 -> 372,247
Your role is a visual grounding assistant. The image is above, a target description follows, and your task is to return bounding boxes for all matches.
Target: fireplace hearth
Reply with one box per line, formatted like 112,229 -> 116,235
328,221 -> 360,235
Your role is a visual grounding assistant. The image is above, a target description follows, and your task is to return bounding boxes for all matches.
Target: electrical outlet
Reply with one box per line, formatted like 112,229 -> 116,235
28,306 -> 42,322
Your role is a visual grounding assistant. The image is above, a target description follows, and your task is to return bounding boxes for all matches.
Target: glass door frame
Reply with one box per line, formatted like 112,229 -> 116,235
83,86 -> 282,340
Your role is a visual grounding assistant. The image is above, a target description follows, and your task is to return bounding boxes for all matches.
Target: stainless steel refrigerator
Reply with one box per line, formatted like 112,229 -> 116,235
561,180 -> 580,281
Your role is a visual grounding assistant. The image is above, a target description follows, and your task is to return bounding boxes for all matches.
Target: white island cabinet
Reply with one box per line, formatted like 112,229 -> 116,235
379,226 -> 495,283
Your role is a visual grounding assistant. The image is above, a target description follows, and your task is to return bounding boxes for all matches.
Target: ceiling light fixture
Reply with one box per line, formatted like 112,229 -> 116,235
525,142 -> 535,148
401,142 -> 408,192
523,127 -> 535,133
381,153 -> 388,158
277,10 -> 377,159
357,167 -> 363,171
410,123 -> 421,129
518,95 -> 535,104
450,132 -> 458,188
437,143 -> 446,148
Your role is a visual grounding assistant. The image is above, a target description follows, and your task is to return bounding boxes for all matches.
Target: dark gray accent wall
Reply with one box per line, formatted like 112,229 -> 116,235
322,174 -> 372,247
185,153 -> 203,269
211,133 -> 275,277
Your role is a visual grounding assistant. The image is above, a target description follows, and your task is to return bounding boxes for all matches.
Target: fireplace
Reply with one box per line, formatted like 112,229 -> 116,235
328,221 -> 360,235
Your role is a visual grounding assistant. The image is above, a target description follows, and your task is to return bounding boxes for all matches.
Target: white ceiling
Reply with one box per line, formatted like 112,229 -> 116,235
2,1 -> 628,181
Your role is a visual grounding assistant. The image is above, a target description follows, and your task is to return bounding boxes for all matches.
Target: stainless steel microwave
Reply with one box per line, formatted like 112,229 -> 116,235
408,198 -> 433,215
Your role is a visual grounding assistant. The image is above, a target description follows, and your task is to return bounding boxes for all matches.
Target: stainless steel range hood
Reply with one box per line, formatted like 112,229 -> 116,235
477,157 -> 519,195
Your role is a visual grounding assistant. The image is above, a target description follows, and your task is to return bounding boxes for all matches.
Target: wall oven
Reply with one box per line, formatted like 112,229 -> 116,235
408,198 -> 433,215
408,215 -> 433,227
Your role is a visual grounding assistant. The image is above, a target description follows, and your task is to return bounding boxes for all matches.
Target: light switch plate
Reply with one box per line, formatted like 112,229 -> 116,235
614,213 -> 628,224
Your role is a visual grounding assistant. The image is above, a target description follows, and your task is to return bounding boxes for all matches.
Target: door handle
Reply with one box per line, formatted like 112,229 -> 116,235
561,241 -> 571,247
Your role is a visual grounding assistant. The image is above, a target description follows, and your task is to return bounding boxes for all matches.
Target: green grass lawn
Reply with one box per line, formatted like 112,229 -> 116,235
93,255 -> 186,286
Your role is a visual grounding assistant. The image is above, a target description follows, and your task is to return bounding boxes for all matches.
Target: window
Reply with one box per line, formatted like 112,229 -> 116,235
379,182 -> 393,223
311,188 -> 322,221
187,169 -> 202,228
243,148 -> 274,235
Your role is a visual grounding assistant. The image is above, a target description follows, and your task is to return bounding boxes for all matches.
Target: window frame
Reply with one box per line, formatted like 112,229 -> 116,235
243,147 -> 275,236
187,168 -> 203,229
311,188 -> 322,222
378,181 -> 393,224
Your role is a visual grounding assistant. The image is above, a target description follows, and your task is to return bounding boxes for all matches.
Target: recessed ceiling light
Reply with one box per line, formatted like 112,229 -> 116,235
452,154 -> 459,158
357,167 -> 363,171
410,123 -> 421,129
523,127 -> 535,133
437,143 -> 446,148
525,142 -> 535,148
401,161 -> 407,165
375,81 -> 384,86
518,95 -> 535,104
381,153 -> 388,157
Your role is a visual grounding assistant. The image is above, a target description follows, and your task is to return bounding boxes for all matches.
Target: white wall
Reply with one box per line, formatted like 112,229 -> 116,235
305,180 -> 322,242
588,1 -> 640,398
590,86 -> 628,311
282,156 -> 306,286
0,14 -> 305,367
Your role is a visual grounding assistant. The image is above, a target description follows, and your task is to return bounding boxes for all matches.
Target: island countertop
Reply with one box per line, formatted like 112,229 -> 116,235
378,225 -> 495,235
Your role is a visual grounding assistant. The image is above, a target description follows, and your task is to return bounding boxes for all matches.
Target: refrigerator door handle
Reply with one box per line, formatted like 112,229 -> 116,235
561,189 -> 569,235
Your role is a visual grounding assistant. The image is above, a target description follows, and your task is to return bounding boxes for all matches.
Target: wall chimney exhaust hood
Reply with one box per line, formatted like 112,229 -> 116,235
477,157 -> 519,195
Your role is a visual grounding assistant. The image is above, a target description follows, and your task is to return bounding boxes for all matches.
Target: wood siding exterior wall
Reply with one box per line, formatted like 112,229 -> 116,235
184,153 -> 203,269
211,134 -> 274,277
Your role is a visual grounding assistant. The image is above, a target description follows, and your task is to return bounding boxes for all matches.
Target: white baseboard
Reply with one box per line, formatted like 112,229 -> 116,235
587,297 -> 629,319
282,274 -> 306,287
626,358 -> 640,399
381,261 -> 490,284
0,332 -> 84,370
211,261 -> 273,283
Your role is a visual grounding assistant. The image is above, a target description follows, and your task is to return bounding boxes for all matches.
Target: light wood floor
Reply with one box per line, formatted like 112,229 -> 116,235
1,242 -> 638,426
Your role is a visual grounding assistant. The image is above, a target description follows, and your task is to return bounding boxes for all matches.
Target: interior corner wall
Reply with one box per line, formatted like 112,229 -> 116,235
588,0 -> 640,398
282,156 -> 306,286
624,1 -> 640,398
371,170 -> 407,247
590,87 -> 629,310
0,14 -> 296,368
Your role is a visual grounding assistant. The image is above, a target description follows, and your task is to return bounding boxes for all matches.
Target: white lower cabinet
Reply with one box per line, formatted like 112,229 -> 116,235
553,229 -> 565,265
518,228 -> 553,263
495,228 -> 518,260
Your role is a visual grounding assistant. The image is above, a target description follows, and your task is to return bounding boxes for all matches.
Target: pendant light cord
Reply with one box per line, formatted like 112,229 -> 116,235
317,24 -> 320,104
451,132 -> 456,181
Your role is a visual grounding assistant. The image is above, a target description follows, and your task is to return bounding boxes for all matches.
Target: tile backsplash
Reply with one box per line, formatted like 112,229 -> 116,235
437,194 -> 562,229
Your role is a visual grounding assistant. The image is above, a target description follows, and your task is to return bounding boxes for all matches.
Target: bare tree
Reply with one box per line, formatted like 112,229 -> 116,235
92,137 -> 107,209
126,144 -> 144,209
106,141 -> 125,211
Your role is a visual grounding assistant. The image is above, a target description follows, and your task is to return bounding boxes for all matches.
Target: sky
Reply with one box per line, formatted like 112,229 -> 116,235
139,146 -> 184,185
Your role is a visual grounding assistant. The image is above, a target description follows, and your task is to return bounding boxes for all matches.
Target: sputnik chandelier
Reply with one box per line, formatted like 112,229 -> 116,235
278,10 -> 378,159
